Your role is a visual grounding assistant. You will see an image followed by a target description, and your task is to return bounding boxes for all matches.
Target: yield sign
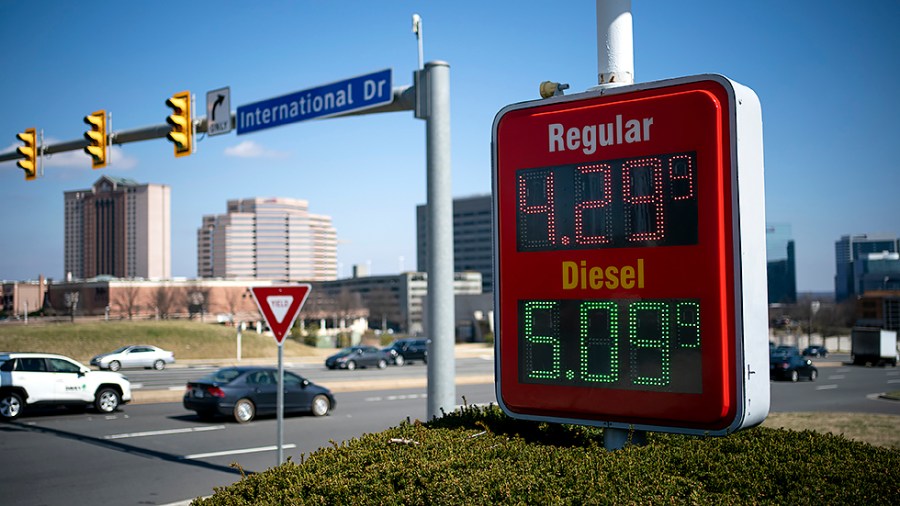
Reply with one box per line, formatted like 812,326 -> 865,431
250,285 -> 311,345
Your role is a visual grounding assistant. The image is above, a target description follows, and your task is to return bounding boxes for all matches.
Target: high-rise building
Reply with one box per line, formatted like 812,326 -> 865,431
64,176 -> 171,280
197,197 -> 337,282
417,194 -> 493,293
835,233 -> 900,301
766,223 -> 797,304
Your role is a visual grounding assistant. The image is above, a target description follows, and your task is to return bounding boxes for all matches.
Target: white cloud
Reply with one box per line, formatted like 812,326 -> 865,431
224,140 -> 288,159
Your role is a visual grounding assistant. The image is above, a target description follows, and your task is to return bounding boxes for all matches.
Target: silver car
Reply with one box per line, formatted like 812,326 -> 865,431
91,345 -> 175,371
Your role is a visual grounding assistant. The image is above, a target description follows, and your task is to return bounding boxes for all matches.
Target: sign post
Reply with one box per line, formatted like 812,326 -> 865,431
492,75 -> 768,438
249,284 -> 311,465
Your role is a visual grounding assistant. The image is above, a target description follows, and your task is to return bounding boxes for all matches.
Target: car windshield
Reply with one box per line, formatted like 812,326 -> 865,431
197,368 -> 242,384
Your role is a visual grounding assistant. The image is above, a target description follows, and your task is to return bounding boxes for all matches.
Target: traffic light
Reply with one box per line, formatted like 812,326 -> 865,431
16,128 -> 37,180
165,91 -> 192,157
83,110 -> 107,169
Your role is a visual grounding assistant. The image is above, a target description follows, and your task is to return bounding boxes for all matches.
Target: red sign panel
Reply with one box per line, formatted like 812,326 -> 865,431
492,75 -> 767,434
250,285 -> 311,345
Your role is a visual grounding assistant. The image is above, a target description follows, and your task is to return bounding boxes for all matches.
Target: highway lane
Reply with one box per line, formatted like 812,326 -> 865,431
2,355 -> 897,506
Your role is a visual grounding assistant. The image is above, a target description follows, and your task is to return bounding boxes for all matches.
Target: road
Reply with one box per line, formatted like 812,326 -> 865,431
1,354 -> 897,506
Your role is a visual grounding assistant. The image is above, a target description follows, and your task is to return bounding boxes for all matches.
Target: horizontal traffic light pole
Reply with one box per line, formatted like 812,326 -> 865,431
0,85 -> 414,165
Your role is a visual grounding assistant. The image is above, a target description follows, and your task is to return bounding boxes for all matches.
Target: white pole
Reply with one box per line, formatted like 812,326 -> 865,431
596,0 -> 634,87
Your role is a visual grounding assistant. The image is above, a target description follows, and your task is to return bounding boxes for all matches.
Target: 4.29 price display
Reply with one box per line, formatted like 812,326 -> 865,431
519,298 -> 702,393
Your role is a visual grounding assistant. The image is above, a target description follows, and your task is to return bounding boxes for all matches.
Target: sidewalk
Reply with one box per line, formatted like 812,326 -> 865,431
131,343 -> 495,405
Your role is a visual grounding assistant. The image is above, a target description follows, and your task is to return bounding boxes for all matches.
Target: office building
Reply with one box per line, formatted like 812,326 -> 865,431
417,194 -> 493,293
835,234 -> 900,301
64,176 -> 171,280
197,197 -> 337,282
312,271 -> 483,335
766,223 -> 797,304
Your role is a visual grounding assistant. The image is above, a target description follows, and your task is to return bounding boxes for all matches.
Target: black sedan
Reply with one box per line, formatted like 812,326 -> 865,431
770,355 -> 818,382
183,367 -> 335,423
325,346 -> 389,370
802,345 -> 829,358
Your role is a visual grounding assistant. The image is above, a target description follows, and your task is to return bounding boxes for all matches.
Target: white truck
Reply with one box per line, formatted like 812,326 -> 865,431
850,327 -> 898,367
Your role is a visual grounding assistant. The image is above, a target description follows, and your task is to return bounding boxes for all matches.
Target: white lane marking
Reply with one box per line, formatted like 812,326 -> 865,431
104,426 -> 226,440
131,383 -> 144,389
828,375 -> 845,380
365,393 -> 427,402
183,444 -> 297,460
816,384 -> 838,390
887,371 -> 900,376
887,379 -> 900,384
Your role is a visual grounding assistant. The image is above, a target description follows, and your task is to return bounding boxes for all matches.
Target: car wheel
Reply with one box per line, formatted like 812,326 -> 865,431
809,370 -> 818,381
153,359 -> 166,371
346,360 -> 357,371
233,398 -> 255,423
0,392 -> 24,421
108,360 -> 121,372
790,370 -> 799,382
394,355 -> 405,367
311,394 -> 330,417
377,359 -> 387,369
94,388 -> 121,413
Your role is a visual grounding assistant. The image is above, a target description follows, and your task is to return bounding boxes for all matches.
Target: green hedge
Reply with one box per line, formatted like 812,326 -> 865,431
193,404 -> 900,505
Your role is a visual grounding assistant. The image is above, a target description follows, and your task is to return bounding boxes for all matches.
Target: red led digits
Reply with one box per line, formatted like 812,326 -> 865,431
623,157 -> 665,243
669,155 -> 695,201
518,170 -> 557,248
574,164 -> 613,245
516,152 -> 698,251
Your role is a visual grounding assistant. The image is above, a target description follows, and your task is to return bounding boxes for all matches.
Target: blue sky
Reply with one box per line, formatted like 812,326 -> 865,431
1,1 -> 897,293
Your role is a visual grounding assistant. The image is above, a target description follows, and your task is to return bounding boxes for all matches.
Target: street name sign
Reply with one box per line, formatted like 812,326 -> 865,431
492,74 -> 769,435
236,69 -> 392,135
250,285 -> 311,346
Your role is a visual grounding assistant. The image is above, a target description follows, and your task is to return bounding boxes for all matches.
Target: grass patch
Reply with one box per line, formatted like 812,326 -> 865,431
193,404 -> 900,505
0,321 -> 325,364
764,411 -> 900,449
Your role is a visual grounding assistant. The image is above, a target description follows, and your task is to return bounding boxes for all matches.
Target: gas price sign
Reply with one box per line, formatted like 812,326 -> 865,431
492,75 -> 770,435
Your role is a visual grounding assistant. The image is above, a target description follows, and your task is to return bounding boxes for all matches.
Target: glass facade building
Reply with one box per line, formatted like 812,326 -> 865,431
835,234 -> 900,301
766,223 -> 797,304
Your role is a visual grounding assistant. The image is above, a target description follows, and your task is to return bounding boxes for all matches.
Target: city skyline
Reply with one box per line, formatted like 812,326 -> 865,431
1,1 -> 898,292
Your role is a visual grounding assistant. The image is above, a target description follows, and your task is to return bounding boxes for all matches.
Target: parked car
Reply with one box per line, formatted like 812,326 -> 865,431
0,352 -> 132,421
91,345 -> 175,371
325,346 -> 390,370
382,338 -> 428,366
183,366 -> 334,423
770,345 -> 800,360
770,354 -> 818,382
802,345 -> 829,358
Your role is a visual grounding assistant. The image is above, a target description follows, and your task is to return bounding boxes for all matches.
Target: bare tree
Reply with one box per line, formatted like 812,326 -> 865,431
113,283 -> 142,320
185,283 -> 211,322
153,285 -> 178,320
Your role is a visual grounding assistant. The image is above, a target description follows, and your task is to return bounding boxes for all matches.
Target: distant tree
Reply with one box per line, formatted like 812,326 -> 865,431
113,283 -> 142,320
185,284 -> 211,321
153,285 -> 178,320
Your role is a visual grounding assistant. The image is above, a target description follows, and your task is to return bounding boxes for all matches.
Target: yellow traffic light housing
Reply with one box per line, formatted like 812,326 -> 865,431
16,128 -> 38,180
166,91 -> 192,157
83,110 -> 107,169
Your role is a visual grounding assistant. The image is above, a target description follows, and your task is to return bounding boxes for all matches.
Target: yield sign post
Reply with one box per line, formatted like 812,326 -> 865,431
249,284 -> 311,466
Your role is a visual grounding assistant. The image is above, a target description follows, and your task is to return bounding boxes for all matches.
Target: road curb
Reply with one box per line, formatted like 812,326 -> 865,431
131,374 -> 495,405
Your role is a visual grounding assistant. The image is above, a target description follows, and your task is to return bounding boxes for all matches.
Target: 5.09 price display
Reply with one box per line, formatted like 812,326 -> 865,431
519,298 -> 702,393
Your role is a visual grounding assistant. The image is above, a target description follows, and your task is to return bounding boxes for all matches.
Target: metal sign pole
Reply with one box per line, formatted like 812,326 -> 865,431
277,343 -> 284,465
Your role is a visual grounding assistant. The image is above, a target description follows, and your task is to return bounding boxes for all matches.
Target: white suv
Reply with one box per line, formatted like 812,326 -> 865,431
0,352 -> 132,421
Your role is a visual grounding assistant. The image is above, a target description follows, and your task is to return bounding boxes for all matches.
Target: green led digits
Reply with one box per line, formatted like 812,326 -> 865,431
629,301 -> 670,387
580,301 -> 618,383
518,298 -> 703,393
522,301 -> 561,380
